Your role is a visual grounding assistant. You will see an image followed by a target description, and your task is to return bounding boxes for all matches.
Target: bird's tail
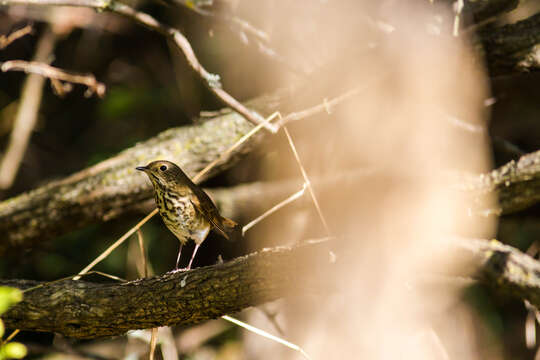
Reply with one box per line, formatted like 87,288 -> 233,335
220,217 -> 243,242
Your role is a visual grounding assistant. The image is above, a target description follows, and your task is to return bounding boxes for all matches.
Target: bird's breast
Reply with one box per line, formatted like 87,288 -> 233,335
156,190 -> 209,243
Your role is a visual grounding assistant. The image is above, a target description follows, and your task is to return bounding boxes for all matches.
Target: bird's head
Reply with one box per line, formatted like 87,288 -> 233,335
136,160 -> 189,188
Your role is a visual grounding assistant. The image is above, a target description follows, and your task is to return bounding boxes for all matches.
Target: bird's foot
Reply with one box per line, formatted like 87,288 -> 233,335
168,267 -> 190,274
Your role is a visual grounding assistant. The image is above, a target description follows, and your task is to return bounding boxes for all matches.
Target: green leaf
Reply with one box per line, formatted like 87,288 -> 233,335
2,342 -> 27,359
0,288 -> 22,315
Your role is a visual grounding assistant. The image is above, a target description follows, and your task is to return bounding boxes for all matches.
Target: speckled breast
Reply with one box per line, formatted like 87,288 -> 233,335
156,190 -> 209,244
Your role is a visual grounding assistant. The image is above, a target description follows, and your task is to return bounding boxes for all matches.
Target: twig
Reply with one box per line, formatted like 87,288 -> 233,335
137,229 -> 148,278
194,111 -> 280,182
221,315 -> 312,360
180,2 -> 269,42
1,0 -> 275,131
242,184 -> 306,235
453,0 -> 464,37
74,209 -> 159,280
178,3 -> 305,74
1,329 -> 20,345
1,60 -> 106,97
0,27 -> 56,190
0,24 -> 33,49
283,126 -> 331,235
149,328 -> 158,360
276,83 -> 375,128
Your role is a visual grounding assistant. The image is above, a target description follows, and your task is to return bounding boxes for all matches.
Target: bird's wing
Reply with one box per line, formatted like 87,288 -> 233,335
188,187 -> 230,240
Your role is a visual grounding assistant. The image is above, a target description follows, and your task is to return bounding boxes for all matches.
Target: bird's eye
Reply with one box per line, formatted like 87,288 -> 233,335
159,165 -> 167,171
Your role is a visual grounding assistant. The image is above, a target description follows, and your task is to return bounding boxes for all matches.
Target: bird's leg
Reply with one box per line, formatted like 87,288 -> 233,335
175,243 -> 183,271
186,244 -> 201,270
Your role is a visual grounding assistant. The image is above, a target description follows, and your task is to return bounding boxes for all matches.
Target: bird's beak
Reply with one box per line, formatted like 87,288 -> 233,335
136,166 -> 148,172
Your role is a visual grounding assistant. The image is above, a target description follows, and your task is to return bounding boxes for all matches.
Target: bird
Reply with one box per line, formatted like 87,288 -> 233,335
136,160 -> 242,271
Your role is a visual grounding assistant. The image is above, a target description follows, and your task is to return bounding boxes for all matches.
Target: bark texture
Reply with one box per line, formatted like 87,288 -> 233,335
466,149 -> 540,214
1,241 -> 330,339
480,12 -> 540,76
457,238 -> 540,307
5,238 -> 540,339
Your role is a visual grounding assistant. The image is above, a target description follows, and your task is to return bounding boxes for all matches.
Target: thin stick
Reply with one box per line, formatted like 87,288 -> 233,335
453,0 -> 464,37
193,111 -> 281,182
137,229 -> 148,278
283,126 -> 331,235
0,27 -> 56,189
1,329 -> 20,345
221,315 -> 311,360
74,209 -> 158,280
178,2 -> 269,42
1,60 -> 105,97
276,84 -> 372,128
0,24 -> 33,49
242,184 -> 306,235
149,327 -> 158,360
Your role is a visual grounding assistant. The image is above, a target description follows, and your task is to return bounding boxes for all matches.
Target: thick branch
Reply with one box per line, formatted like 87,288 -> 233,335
0,93 -> 281,255
0,241 -> 330,339
5,238 -> 540,339
479,12 -> 540,76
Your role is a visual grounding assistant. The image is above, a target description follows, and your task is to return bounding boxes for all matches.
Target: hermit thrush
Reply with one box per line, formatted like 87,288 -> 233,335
136,160 -> 241,270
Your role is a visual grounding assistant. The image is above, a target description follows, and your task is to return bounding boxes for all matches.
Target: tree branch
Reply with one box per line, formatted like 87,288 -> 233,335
465,149 -> 540,214
456,238 -> 540,307
5,237 -> 540,339
0,0 -> 274,130
0,92 -> 282,255
479,12 -> 540,76
0,27 -> 56,189
461,0 -> 519,23
0,240 -> 331,339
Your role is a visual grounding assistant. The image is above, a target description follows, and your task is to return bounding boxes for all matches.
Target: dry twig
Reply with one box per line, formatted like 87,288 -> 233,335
0,24 -> 33,49
1,60 -> 106,97
0,0 -> 274,130
0,27 -> 56,189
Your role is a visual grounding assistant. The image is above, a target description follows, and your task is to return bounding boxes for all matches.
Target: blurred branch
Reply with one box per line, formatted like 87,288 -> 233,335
0,24 -> 33,49
0,240 -> 332,339
176,1 -> 269,42
0,92 -> 282,255
172,2 -> 306,74
465,149 -> 540,214
479,12 -> 540,76
0,0 -> 274,130
0,27 -> 56,190
0,60 -> 105,97
457,238 -> 540,308
461,0 -> 518,23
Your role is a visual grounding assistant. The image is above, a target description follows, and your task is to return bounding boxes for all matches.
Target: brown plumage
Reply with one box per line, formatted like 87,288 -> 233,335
136,160 -> 242,270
